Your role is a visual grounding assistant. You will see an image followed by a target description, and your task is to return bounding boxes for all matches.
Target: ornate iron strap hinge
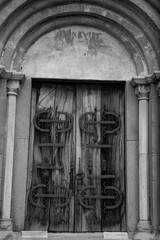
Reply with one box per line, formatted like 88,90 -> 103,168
33,107 -> 73,165
34,108 -> 73,134
78,109 -> 122,212
29,184 -> 71,210
29,108 -> 73,209
78,176 -> 122,211
79,109 -> 120,147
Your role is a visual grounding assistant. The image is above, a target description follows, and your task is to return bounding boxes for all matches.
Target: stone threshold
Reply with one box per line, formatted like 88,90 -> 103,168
0,231 -> 130,239
48,232 -> 103,238
1,231 -> 159,240
21,231 -> 129,239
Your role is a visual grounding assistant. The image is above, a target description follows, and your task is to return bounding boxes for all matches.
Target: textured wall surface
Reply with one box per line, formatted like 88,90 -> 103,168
22,26 -> 136,80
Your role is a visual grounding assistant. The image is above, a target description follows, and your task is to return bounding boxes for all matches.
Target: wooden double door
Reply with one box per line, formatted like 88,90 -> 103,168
26,82 -> 125,232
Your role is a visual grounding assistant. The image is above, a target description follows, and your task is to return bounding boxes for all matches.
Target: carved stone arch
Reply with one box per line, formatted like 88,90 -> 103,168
0,0 -> 159,73
0,1 -> 159,238
9,15 -> 147,75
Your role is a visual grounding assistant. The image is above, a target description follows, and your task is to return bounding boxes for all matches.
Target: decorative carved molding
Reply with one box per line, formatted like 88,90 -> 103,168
130,76 -> 147,87
0,65 -> 12,79
151,71 -> 160,83
135,85 -> 150,100
10,71 -> 25,83
131,71 -> 160,97
0,65 -> 25,95
7,80 -> 21,96
0,218 -> 13,231
130,76 -> 150,100
7,73 -> 25,95
153,71 -> 160,97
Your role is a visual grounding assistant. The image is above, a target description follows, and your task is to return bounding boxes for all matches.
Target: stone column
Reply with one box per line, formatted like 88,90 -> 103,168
131,77 -> 151,232
0,71 -> 24,231
154,72 -> 160,233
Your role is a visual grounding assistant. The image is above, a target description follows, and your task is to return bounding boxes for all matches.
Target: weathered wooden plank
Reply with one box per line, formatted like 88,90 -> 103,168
101,86 -> 116,232
101,85 -> 125,232
25,89 -> 37,230
75,85 -> 101,232
49,85 -> 75,232
89,86 -> 101,232
26,83 -> 125,233
119,87 -> 126,232
25,87 -> 50,230
75,85 -> 83,232
27,84 -> 75,232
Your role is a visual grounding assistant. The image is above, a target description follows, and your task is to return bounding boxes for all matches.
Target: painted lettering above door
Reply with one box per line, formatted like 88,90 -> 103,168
22,26 -> 136,79
54,28 -> 107,56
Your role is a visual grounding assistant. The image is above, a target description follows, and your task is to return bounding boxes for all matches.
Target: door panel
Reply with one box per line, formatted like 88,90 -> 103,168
100,85 -> 125,231
75,85 -> 101,232
26,84 -> 75,231
25,83 -> 125,232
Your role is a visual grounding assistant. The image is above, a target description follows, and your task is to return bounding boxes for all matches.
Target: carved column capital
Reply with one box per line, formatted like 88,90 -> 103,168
0,65 -> 25,95
135,85 -> 150,100
7,72 -> 25,96
130,77 -> 150,100
7,80 -> 20,96
142,70 -> 160,97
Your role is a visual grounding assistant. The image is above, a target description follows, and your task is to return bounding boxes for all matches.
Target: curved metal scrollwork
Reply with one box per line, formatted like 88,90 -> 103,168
29,184 -> 48,209
33,109 -> 73,133
103,184 -> 122,210
79,110 -> 120,137
78,186 -> 97,209
29,184 -> 71,209
30,108 -> 73,212
79,112 -> 97,136
78,184 -> 122,211
102,111 -> 121,134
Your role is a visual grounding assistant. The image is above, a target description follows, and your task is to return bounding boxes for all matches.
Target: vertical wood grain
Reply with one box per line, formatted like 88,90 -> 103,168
25,87 -> 50,230
26,83 -> 125,232
47,85 -> 75,232
75,85 -> 101,232
101,85 -> 125,232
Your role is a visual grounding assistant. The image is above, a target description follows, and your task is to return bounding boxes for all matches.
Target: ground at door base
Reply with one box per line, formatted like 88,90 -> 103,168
0,231 -> 159,240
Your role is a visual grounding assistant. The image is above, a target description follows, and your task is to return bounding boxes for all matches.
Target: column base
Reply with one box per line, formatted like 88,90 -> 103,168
0,218 -> 13,231
137,220 -> 151,232
133,232 -> 156,240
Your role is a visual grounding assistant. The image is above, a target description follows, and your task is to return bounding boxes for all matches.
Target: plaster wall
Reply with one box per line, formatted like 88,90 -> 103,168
21,26 -> 137,80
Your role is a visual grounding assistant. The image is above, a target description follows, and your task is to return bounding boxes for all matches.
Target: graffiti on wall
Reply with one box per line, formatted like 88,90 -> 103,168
53,28 -> 108,56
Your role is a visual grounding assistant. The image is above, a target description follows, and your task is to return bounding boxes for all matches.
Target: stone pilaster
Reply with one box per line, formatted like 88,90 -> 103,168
155,72 -> 160,96
131,77 -> 151,234
0,66 -> 25,231
154,72 -> 160,236
146,71 -> 160,235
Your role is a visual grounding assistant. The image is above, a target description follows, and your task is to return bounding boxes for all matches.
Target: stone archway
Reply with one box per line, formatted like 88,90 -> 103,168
0,1 -> 160,239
